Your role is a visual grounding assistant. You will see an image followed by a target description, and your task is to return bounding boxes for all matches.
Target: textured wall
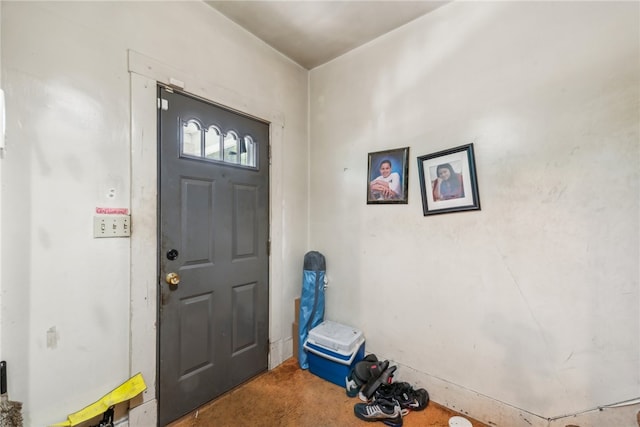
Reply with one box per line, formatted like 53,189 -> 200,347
0,2 -> 308,426
309,1 -> 639,424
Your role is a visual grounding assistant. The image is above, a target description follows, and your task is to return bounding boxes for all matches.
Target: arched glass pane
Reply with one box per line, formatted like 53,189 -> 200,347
205,125 -> 222,160
223,131 -> 239,163
241,135 -> 256,167
182,120 -> 202,157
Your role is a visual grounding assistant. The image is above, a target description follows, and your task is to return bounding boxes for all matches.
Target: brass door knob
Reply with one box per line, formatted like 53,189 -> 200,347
165,272 -> 180,286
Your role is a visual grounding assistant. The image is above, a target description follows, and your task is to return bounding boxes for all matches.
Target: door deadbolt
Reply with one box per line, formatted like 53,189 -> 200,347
166,249 -> 179,260
165,272 -> 180,286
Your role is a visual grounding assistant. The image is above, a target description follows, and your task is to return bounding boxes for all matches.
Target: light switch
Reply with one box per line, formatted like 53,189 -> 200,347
94,215 -> 131,238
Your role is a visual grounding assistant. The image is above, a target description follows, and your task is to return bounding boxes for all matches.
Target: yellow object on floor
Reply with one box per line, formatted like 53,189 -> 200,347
51,373 -> 146,427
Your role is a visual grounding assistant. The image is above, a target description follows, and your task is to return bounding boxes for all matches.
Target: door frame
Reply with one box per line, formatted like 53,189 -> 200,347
128,50 -> 287,426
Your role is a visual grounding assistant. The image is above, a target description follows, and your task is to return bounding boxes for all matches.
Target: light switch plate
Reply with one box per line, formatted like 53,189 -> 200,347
94,215 -> 131,238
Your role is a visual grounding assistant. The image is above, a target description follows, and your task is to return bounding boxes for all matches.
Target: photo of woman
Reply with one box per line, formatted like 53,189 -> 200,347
417,143 -> 480,216
432,162 -> 464,201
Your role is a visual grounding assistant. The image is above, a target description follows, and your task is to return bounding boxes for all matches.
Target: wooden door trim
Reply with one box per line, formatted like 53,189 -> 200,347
129,51 -> 289,426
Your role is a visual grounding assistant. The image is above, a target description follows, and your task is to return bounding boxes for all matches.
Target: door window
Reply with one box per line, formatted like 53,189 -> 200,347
182,120 -> 202,157
205,125 -> 222,161
181,120 -> 258,169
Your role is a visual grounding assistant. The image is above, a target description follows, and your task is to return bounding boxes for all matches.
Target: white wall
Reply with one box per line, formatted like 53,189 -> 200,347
309,2 -> 639,426
1,2 -> 308,426
3,1 -> 638,426
0,0 -> 3,361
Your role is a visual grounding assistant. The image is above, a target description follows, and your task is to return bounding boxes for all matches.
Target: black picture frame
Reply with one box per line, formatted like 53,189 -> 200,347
417,143 -> 480,216
367,147 -> 410,204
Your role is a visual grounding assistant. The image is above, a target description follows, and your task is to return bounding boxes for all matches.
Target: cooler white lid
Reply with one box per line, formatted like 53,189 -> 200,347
307,320 -> 364,354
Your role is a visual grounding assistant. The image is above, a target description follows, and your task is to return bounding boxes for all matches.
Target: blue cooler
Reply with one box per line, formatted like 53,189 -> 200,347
303,320 -> 365,387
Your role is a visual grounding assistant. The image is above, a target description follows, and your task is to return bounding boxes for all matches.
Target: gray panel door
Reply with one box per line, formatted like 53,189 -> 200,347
157,86 -> 270,426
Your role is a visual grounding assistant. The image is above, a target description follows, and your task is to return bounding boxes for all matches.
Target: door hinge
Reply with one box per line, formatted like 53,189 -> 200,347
267,240 -> 271,256
157,97 -> 169,111
268,144 -> 272,165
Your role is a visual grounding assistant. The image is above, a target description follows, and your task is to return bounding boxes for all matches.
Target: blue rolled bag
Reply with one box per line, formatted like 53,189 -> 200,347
298,251 -> 326,369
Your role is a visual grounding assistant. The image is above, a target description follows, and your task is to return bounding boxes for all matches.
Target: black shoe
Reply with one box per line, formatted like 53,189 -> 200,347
353,398 -> 403,426
346,354 -> 386,397
374,382 -> 429,411
359,364 -> 397,402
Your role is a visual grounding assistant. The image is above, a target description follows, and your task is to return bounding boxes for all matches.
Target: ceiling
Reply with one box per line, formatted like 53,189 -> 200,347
205,1 -> 449,69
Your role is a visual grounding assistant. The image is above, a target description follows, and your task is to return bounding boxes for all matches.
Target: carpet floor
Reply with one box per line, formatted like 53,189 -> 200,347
168,358 -> 487,427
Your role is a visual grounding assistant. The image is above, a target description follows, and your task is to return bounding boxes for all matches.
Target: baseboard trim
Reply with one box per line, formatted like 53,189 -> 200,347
128,398 -> 157,427
395,362 -> 546,427
269,336 -> 292,369
548,400 -> 640,427
395,361 -> 640,427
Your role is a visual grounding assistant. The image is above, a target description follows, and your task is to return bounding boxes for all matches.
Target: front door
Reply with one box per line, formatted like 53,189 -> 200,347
157,86 -> 270,426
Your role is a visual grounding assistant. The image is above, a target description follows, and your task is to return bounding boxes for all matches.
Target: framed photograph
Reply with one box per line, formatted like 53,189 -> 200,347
417,143 -> 480,216
367,147 -> 409,204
